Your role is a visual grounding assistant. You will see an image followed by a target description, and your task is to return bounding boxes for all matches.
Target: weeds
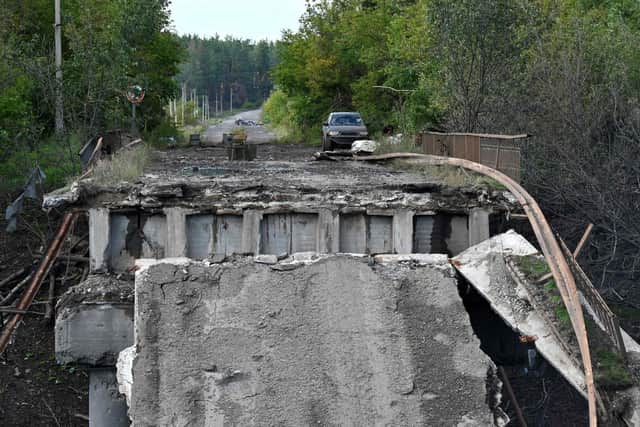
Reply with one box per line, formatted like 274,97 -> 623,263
390,160 -> 507,190
89,144 -> 152,185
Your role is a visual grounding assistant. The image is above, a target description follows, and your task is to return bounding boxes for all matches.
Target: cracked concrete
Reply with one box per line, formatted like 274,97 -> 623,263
129,256 -> 501,426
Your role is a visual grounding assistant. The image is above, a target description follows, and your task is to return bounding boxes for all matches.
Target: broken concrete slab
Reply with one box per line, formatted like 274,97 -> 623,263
129,257 -> 503,426
452,230 -> 587,396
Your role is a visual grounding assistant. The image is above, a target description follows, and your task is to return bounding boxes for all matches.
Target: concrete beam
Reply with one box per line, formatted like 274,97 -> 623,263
393,210 -> 414,254
317,209 -> 339,253
89,208 -> 110,272
242,210 -> 262,254
164,208 -> 187,257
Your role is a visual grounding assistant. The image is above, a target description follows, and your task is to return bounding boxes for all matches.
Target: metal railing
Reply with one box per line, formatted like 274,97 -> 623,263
559,239 -> 627,360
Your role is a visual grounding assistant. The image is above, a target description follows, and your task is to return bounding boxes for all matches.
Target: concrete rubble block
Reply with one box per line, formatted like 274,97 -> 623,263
186,214 -> 214,259
89,208 -> 110,272
254,254 -> 278,265
164,208 -> 187,257
55,275 -> 134,366
339,213 -> 366,253
89,368 -> 130,427
452,230 -> 587,396
366,215 -> 393,254
259,213 -> 291,255
393,210 -> 414,254
129,257 -> 499,426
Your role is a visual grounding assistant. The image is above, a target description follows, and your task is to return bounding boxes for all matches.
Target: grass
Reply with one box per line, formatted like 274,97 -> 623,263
374,134 -> 423,154
88,144 -> 152,185
516,255 -> 551,279
390,159 -> 507,190
514,254 -> 633,390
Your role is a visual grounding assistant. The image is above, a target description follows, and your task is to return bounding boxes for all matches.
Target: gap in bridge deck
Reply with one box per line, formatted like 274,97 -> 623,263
456,276 -> 589,426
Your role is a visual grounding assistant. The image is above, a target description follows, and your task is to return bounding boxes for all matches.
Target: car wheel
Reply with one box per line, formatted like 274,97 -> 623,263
322,137 -> 332,152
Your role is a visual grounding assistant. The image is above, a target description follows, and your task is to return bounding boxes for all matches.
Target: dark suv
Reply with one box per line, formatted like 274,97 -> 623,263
321,112 -> 369,151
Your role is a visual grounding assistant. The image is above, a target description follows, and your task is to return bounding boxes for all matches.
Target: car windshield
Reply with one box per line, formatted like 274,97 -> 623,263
330,114 -> 362,126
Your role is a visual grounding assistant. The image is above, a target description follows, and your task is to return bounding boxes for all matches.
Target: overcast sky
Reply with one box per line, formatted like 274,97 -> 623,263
168,0 -> 307,41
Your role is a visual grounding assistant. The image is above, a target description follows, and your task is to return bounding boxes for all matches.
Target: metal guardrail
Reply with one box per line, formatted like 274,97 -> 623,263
559,239 -> 627,360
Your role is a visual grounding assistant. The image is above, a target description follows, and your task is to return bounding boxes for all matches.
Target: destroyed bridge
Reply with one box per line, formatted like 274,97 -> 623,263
3,130 -> 640,426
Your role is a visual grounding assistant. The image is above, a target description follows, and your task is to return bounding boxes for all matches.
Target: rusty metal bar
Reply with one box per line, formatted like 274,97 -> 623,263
498,366 -> 528,427
0,212 -> 77,354
574,223 -> 594,259
356,152 -> 598,427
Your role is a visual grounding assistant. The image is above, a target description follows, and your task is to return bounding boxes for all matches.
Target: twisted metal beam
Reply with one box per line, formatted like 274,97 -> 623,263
356,152 -> 597,427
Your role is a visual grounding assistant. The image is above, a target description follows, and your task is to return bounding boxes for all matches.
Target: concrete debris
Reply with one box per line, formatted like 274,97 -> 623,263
254,254 -> 277,264
128,257 -> 500,426
55,275 -> 134,366
350,139 -> 378,154
116,346 -> 134,409
452,231 -> 586,398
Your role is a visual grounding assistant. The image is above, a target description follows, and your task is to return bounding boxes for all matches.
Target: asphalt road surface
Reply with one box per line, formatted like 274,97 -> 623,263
204,109 -> 276,145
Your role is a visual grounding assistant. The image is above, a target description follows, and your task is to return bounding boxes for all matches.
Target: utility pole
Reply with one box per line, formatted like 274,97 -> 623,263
54,0 -> 64,134
181,83 -> 186,126
229,86 -> 233,113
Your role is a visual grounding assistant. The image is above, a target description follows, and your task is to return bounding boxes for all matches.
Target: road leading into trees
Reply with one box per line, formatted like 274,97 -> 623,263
204,109 -> 277,144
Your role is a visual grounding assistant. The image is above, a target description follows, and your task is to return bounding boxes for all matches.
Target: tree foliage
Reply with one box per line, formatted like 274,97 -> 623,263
270,0 -> 640,297
0,0 -> 184,186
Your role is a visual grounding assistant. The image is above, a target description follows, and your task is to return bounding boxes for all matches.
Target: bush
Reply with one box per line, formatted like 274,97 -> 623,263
0,134 -> 82,192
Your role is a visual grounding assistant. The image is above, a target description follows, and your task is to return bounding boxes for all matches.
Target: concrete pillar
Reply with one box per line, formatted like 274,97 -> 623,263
89,368 -> 129,427
89,208 -> 110,272
317,209 -> 339,253
164,208 -> 187,257
468,208 -> 490,247
393,210 -> 414,254
242,210 -> 262,254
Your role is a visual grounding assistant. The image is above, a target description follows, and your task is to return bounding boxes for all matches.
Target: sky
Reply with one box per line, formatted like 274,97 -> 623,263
168,0 -> 307,41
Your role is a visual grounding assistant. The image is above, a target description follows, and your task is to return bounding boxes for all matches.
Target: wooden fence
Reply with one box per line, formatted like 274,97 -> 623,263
417,132 -> 527,182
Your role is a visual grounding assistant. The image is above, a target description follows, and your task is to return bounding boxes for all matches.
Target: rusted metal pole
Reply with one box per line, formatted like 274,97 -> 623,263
573,223 -> 594,259
498,366 -> 528,427
357,152 -> 598,427
0,212 -> 77,354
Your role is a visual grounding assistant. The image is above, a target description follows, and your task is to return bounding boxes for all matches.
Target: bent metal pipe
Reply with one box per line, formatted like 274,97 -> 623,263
356,152 -> 598,427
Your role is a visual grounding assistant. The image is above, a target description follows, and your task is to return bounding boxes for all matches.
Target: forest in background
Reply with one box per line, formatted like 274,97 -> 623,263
265,0 -> 640,301
0,0 -> 183,189
176,35 -> 277,115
